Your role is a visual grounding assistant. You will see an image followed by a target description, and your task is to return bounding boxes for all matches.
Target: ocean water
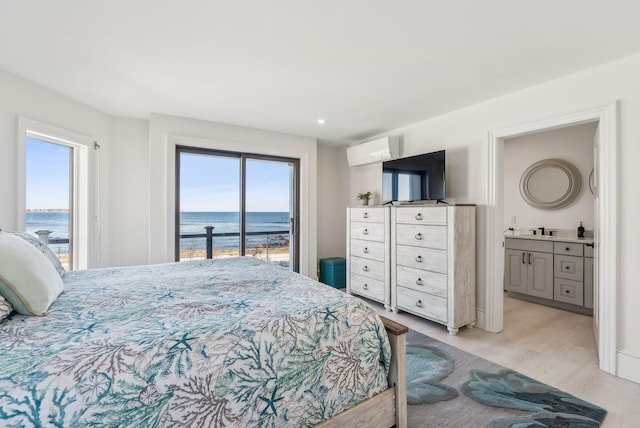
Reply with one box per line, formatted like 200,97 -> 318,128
25,211 -> 291,253
179,211 -> 291,251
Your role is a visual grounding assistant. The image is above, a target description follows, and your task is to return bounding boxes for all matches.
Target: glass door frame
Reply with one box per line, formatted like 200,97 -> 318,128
175,145 -> 300,272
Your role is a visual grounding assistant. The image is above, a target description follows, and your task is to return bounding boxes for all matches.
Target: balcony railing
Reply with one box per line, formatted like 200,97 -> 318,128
34,226 -> 290,265
179,226 -> 290,262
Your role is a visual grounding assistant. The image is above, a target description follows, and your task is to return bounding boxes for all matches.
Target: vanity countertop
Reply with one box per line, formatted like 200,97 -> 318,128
504,233 -> 593,245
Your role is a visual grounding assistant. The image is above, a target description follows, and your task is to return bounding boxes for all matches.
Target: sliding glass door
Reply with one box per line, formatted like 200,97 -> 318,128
176,146 -> 299,271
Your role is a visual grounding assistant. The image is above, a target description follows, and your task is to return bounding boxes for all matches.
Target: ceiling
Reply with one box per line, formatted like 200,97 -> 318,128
1,1 -> 639,145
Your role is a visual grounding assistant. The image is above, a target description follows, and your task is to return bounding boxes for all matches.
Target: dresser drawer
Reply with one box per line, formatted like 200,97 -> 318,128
350,256 -> 385,280
350,239 -> 385,262
554,254 -> 583,281
350,274 -> 386,302
350,221 -> 385,242
350,207 -> 385,223
396,265 -> 447,297
396,245 -> 447,274
396,286 -> 447,323
554,242 -> 583,257
395,224 -> 447,250
554,278 -> 584,306
395,207 -> 447,225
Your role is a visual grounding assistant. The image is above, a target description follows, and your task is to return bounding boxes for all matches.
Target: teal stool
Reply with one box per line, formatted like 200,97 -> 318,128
319,257 -> 346,288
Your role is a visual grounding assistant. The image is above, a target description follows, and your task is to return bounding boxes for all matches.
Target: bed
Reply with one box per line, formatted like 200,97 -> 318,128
0,250 -> 407,427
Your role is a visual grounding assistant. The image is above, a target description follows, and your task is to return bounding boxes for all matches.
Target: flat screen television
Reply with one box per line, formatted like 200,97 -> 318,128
382,150 -> 446,202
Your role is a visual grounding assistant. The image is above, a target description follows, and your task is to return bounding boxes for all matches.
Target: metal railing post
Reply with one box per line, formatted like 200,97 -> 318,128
35,230 -> 52,244
205,226 -> 215,259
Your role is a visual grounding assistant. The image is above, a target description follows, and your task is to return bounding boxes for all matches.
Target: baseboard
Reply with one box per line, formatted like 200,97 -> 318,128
617,351 -> 640,384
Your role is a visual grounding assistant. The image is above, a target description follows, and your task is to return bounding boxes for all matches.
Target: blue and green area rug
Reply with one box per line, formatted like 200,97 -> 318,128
405,329 -> 607,427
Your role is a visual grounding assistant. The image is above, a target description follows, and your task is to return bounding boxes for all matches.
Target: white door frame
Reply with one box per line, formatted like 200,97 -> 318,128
485,101 -> 618,375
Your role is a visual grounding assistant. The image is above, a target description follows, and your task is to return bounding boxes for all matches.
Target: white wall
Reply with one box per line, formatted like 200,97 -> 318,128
317,144 -> 350,265
108,116 -> 150,266
147,113 -> 319,278
504,122 -> 596,234
0,69 -> 111,268
348,53 -> 640,383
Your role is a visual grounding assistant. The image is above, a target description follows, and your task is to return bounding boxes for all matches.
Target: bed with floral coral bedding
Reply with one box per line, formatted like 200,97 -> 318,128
0,257 -> 391,427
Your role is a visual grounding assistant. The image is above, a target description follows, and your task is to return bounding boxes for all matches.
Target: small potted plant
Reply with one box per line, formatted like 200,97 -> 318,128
357,191 -> 372,206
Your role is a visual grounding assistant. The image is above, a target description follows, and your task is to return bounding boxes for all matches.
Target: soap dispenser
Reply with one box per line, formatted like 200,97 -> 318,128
577,221 -> 585,238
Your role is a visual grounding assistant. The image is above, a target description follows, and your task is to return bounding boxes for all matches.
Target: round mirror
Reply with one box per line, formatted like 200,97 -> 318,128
519,158 -> 582,210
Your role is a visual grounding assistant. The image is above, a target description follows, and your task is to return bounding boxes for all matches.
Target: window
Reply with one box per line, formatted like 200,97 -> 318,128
176,146 -> 300,271
19,118 -> 92,270
25,137 -> 74,269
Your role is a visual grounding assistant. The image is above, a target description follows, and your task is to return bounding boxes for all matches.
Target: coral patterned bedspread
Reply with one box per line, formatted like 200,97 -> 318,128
0,257 -> 390,427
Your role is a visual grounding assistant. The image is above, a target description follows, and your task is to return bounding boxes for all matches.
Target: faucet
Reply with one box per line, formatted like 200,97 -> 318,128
538,227 -> 545,236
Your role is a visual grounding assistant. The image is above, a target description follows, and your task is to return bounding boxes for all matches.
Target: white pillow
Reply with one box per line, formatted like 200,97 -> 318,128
0,232 -> 64,316
0,294 -> 12,322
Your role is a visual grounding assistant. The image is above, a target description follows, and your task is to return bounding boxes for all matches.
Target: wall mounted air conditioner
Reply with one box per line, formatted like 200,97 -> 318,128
346,136 -> 400,167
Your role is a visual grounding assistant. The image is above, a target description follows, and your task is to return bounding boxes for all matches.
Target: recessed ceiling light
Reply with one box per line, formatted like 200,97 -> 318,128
317,118 -> 326,125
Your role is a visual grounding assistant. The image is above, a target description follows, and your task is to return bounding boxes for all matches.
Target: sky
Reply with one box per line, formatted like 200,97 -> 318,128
179,152 -> 291,212
26,137 -> 70,210
26,139 -> 292,212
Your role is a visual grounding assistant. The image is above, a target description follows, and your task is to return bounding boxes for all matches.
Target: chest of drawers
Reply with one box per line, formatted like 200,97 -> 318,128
346,207 -> 391,310
390,205 -> 476,335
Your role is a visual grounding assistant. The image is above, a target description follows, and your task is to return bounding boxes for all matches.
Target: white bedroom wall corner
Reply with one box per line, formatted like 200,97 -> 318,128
108,117 -> 150,266
317,144 -> 349,261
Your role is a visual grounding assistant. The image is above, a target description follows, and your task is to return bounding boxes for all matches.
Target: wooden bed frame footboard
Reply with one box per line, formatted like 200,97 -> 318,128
316,316 -> 408,428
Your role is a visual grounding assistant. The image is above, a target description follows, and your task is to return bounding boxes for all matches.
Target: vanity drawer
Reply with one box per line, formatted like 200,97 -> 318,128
350,221 -> 385,242
350,207 -> 385,223
395,224 -> 447,250
350,256 -> 385,281
396,245 -> 447,274
554,254 -> 583,281
554,278 -> 584,306
504,238 -> 553,253
554,242 -> 583,257
396,286 -> 447,323
350,239 -> 385,262
395,207 -> 447,225
396,265 -> 447,297
350,274 -> 386,302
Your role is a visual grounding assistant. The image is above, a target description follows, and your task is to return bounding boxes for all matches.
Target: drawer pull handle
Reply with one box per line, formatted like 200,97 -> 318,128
416,300 -> 424,308
363,247 -> 369,253
415,233 -> 423,240
363,283 -> 369,290
565,266 -> 570,270
415,213 -> 423,220
362,266 -> 369,272
565,289 -> 570,294
566,247 -> 570,251
363,212 -> 369,219
416,278 -> 423,286
415,255 -> 423,263
363,229 -> 369,235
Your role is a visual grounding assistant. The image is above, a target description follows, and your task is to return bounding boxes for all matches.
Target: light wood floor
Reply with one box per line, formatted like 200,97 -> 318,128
373,295 -> 640,427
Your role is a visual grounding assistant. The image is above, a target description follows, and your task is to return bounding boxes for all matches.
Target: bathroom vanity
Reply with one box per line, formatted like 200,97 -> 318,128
504,235 -> 594,315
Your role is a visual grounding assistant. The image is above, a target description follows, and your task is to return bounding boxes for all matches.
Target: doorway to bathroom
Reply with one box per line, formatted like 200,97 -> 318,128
485,102 -> 619,375
502,122 -> 598,354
